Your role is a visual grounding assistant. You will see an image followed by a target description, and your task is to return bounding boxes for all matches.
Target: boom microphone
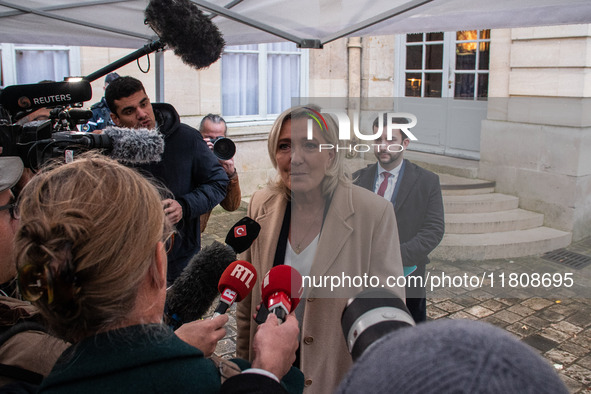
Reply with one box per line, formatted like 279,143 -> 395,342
261,265 -> 303,323
213,261 -> 257,317
341,289 -> 415,361
144,0 -> 226,70
165,217 -> 261,329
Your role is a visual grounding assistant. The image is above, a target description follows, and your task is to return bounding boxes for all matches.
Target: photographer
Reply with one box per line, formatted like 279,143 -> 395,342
199,114 -> 242,233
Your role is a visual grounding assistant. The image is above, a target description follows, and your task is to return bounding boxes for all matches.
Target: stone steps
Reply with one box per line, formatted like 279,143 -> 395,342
432,227 -> 572,261
422,155 -> 573,261
445,209 -> 544,234
444,193 -> 519,213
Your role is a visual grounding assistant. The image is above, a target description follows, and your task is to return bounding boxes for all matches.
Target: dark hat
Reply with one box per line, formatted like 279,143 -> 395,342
337,319 -> 569,394
0,156 -> 24,193
105,72 -> 120,85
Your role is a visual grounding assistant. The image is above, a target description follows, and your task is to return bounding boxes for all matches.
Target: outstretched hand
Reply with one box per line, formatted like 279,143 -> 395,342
175,314 -> 228,357
251,313 -> 299,380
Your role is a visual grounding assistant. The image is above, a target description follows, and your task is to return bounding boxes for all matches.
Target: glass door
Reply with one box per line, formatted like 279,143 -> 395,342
395,30 -> 490,159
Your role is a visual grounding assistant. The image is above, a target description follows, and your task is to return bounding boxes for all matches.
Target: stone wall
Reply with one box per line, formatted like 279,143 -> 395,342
479,25 -> 591,240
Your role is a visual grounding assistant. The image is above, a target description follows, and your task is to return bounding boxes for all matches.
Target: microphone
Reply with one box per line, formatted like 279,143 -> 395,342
47,126 -> 165,164
261,265 -> 303,323
213,261 -> 257,317
0,80 -> 92,117
144,0 -> 226,70
341,289 -> 415,361
165,217 -> 261,329
225,216 -> 261,254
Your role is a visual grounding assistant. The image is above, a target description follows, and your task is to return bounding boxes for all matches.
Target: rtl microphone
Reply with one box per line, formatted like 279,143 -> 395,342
165,217 -> 261,329
213,261 -> 257,317
144,0 -> 225,70
341,289 -> 415,361
261,265 -> 303,323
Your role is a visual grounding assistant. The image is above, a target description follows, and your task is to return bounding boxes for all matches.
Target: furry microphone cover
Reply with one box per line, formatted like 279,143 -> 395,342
104,126 -> 165,164
166,241 -> 237,324
145,0 -> 226,70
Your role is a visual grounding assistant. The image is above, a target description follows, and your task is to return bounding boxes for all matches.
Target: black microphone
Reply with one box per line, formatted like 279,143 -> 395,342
165,217 -> 261,329
224,216 -> 261,254
341,289 -> 415,361
47,126 -> 165,164
144,0 -> 226,70
0,80 -> 92,117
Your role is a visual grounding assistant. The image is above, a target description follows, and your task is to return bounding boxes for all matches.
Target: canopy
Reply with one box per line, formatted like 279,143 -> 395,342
1,0 -> 591,49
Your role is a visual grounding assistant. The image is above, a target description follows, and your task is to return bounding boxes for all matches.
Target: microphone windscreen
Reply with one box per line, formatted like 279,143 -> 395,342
103,126 -> 164,164
145,0 -> 225,70
0,81 -> 92,116
261,265 -> 303,311
217,260 -> 257,302
225,216 -> 261,254
166,241 -> 236,324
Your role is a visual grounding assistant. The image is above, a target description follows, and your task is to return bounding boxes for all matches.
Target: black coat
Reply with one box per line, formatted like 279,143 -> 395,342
136,103 -> 229,282
353,159 -> 444,268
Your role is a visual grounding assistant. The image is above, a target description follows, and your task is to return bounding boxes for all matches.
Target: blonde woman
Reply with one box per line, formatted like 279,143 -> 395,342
15,154 -> 301,393
237,106 -> 405,394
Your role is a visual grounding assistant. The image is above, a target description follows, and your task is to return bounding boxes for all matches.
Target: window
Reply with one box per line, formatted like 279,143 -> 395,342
454,30 -> 490,99
404,32 -> 444,97
221,42 -> 308,120
0,44 -> 80,87
398,30 -> 490,100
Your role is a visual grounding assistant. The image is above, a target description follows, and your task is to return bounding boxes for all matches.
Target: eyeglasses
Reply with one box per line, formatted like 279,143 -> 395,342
164,232 -> 175,254
0,203 -> 19,221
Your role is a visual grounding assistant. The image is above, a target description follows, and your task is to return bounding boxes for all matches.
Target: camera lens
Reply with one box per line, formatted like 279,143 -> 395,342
212,137 -> 236,160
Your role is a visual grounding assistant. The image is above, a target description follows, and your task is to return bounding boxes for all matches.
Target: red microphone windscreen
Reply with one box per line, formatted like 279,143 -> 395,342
217,260 -> 257,302
261,265 -> 304,311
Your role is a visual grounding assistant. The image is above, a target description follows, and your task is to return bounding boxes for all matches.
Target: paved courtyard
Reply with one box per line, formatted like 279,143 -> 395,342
202,206 -> 591,393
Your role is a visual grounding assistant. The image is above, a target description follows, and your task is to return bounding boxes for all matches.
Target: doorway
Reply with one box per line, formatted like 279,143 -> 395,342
394,30 -> 490,159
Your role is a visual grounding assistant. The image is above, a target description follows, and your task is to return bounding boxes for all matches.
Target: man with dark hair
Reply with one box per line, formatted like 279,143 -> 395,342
198,114 -> 242,233
85,72 -> 119,132
105,76 -> 229,284
353,114 -> 444,323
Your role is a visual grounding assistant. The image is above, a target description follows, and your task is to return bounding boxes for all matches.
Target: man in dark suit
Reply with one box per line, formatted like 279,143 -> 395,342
353,115 -> 445,323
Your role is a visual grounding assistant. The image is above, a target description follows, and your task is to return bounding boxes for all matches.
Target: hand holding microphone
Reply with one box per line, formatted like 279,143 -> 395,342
213,260 -> 257,317
175,314 -> 228,357
165,217 -> 260,329
260,265 -> 303,323
251,313 -> 300,381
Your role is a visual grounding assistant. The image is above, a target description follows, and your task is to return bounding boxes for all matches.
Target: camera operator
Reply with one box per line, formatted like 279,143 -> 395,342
199,114 -> 242,233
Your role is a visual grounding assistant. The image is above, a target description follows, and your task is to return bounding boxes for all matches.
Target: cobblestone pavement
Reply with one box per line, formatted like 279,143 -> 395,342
202,206 -> 591,393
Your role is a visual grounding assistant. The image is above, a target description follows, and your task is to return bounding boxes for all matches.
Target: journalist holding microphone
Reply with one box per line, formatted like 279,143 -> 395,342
14,154 -> 301,393
236,105 -> 405,394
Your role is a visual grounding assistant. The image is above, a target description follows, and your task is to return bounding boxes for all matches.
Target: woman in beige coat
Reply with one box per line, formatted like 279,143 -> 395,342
236,106 -> 405,394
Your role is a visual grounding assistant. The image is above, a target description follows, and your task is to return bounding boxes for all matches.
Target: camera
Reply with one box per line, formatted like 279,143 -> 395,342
0,80 -> 95,169
210,136 -> 236,161
341,288 -> 415,361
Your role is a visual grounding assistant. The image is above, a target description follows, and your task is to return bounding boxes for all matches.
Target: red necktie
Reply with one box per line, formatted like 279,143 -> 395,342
377,172 -> 391,197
